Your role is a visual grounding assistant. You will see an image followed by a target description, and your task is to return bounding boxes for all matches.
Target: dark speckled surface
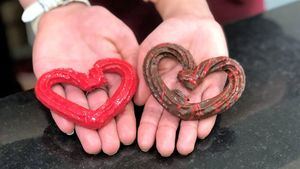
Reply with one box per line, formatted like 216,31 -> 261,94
1,3 -> 300,169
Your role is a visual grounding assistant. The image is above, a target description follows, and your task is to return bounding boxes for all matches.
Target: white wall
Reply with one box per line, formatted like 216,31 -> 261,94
264,0 -> 299,10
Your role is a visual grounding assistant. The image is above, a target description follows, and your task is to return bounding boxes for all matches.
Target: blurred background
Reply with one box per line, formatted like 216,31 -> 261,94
0,0 -> 297,98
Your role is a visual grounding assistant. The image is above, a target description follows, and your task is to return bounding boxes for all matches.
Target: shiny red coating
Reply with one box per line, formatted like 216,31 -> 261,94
35,58 -> 138,129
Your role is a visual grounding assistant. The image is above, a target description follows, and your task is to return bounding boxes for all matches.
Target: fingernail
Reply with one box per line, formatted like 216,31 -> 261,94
140,146 -> 151,152
138,139 -> 151,152
66,130 -> 74,136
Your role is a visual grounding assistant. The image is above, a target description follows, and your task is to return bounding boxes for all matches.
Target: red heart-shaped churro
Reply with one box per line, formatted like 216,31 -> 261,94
35,58 -> 138,129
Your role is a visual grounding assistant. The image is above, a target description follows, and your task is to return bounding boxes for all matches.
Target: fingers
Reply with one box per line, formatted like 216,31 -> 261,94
98,119 -> 120,155
176,120 -> 198,155
75,125 -> 101,154
64,85 -> 101,154
197,86 -> 220,139
156,110 -> 180,157
116,102 -> 136,145
134,42 -> 149,105
133,73 -> 151,106
197,72 -> 225,139
87,88 -> 120,155
175,75 -> 204,156
94,75 -> 124,155
134,42 -> 153,106
138,96 -> 164,152
197,115 -> 217,139
103,73 -> 136,146
138,67 -> 181,156
166,73 -> 224,155
50,84 -> 75,135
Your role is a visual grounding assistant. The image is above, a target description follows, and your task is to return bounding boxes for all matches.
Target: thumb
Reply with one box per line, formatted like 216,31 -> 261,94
133,41 -> 154,106
111,26 -> 139,68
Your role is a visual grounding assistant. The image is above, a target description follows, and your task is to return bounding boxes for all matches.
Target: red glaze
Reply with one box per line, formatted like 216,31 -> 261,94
35,58 -> 138,129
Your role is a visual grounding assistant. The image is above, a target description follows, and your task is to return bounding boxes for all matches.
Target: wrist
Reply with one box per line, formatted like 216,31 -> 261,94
21,0 -> 89,33
19,0 -> 36,8
149,0 -> 214,20
38,3 -> 87,30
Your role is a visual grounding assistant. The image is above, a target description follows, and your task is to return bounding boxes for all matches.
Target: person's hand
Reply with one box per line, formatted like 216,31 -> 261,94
135,15 -> 228,156
33,3 -> 138,155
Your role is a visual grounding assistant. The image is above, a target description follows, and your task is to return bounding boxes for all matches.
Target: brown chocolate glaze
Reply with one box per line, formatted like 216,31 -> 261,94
143,43 -> 246,120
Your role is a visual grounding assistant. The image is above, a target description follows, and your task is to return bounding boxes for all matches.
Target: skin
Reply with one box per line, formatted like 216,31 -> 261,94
135,1 -> 228,156
32,4 -> 139,155
20,0 -> 228,156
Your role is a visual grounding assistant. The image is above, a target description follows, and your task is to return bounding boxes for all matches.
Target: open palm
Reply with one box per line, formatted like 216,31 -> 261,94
33,4 -> 138,155
135,15 -> 228,156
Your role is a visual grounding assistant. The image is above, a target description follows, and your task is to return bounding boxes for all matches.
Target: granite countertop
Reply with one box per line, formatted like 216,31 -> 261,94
1,2 -> 300,169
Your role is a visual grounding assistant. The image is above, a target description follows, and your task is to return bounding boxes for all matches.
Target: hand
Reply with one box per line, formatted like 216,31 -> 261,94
33,4 -> 138,155
135,15 -> 228,156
